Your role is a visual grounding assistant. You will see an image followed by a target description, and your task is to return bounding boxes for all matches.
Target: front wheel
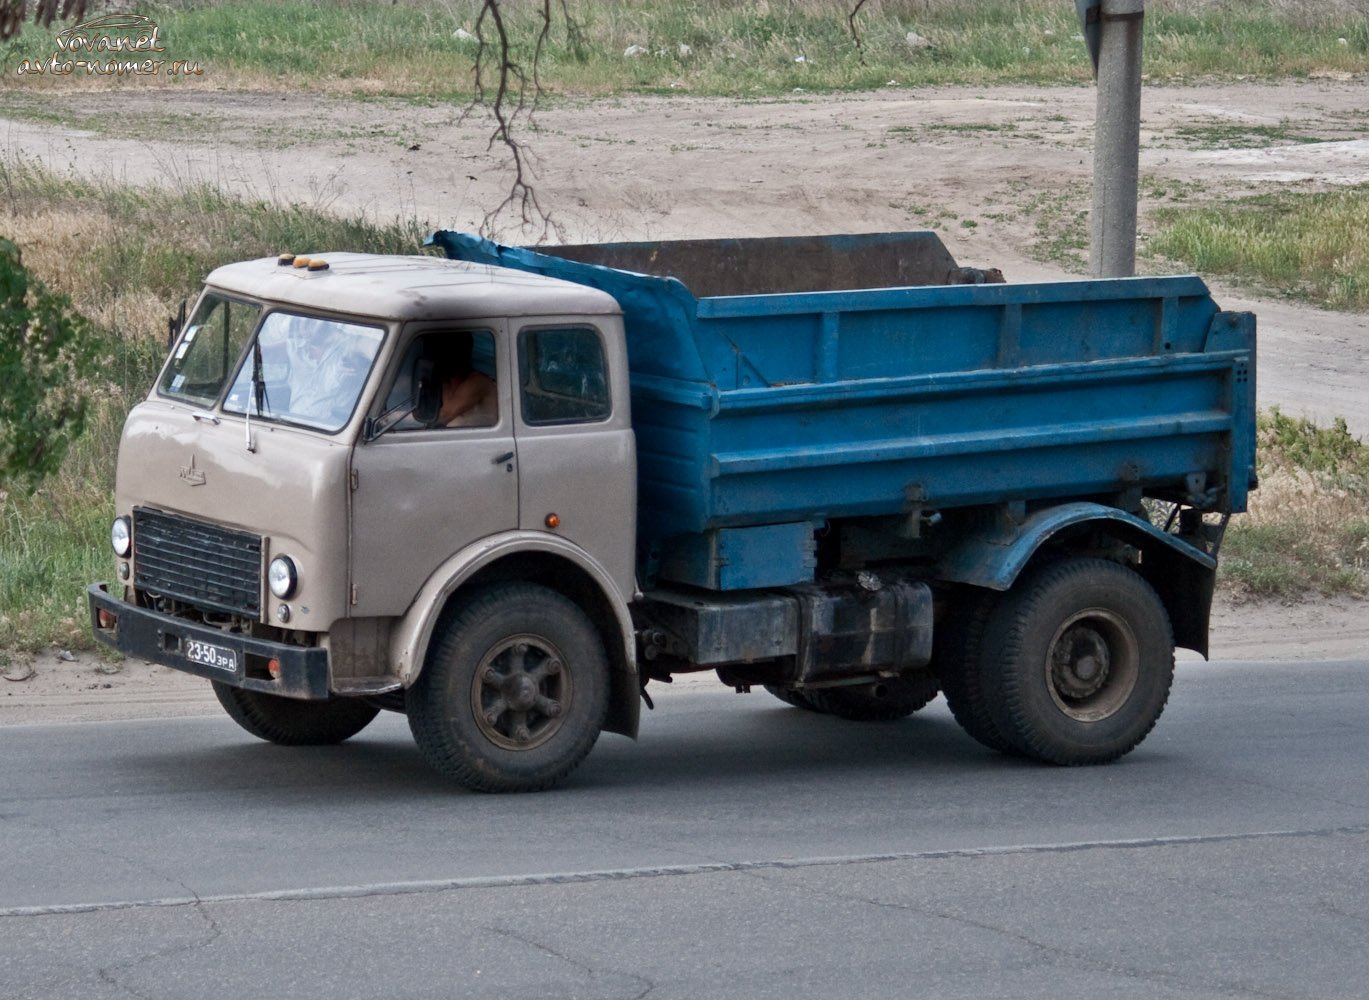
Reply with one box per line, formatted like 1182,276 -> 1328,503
407,582 -> 610,793
212,683 -> 379,745
980,559 -> 1174,765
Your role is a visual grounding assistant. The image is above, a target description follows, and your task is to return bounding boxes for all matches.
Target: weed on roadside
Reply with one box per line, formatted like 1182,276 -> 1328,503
1019,182 -> 1090,272
1163,121 -> 1325,150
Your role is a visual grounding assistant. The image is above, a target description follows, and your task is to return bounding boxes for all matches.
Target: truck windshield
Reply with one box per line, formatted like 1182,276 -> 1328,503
221,311 -> 385,432
157,292 -> 261,407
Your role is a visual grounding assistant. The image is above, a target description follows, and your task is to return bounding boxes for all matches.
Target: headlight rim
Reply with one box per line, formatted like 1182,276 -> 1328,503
111,516 -> 132,558
268,555 -> 299,600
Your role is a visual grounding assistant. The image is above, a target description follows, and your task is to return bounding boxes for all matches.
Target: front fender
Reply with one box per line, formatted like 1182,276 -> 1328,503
937,501 -> 1218,656
390,530 -> 637,687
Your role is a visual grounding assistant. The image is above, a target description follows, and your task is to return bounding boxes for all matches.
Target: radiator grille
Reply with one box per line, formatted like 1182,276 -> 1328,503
133,507 -> 262,618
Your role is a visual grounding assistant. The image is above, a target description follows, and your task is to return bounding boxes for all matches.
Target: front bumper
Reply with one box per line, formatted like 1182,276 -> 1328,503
87,583 -> 330,700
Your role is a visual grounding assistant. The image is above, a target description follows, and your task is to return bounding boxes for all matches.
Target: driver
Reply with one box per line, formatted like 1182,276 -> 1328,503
432,332 -> 496,427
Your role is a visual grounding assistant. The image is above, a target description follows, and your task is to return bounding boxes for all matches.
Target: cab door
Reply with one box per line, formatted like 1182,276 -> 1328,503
348,324 -> 517,618
512,318 -> 636,596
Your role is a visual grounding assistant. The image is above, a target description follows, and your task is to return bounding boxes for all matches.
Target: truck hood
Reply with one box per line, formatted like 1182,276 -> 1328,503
115,399 -> 353,630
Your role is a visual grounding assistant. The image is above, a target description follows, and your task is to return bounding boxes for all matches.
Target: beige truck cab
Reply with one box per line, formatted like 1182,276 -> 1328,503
90,252 -> 642,791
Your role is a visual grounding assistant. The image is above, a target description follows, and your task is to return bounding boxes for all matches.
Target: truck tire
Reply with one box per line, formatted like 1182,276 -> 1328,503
212,683 -> 379,745
934,590 -> 1014,754
802,673 -> 939,721
980,558 -> 1174,765
763,684 -> 819,711
407,582 -> 609,793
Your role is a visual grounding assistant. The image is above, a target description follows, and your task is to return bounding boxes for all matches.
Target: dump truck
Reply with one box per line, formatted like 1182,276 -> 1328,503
88,231 -> 1256,792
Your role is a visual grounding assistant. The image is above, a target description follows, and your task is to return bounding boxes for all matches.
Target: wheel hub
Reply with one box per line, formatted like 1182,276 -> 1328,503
470,636 -> 570,751
1044,610 -> 1140,723
1052,627 -> 1111,700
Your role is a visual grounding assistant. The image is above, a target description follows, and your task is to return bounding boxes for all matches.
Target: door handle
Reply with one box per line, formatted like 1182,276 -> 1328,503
492,451 -> 515,465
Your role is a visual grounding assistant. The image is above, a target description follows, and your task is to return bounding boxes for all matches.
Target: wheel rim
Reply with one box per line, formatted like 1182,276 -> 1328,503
470,633 -> 571,751
1044,609 -> 1139,722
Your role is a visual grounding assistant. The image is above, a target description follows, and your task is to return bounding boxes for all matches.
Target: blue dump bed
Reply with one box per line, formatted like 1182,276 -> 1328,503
432,232 -> 1256,587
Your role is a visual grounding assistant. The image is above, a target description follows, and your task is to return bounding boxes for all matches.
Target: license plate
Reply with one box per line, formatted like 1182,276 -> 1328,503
184,638 -> 238,674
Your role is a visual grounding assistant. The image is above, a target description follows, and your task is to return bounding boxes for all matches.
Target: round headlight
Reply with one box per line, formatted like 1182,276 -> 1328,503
111,517 -> 132,558
268,556 -> 298,599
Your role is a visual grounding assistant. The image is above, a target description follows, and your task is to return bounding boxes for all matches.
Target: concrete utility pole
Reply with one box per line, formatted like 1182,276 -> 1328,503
1080,0 -> 1145,278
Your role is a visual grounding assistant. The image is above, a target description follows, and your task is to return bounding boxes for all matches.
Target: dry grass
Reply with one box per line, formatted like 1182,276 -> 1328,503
3,207 -> 171,343
1222,410 -> 1369,598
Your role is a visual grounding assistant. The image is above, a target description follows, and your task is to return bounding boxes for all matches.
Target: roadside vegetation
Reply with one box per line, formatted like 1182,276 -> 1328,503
0,161 -> 425,655
1,0 -> 1365,100
1223,410 -> 1369,599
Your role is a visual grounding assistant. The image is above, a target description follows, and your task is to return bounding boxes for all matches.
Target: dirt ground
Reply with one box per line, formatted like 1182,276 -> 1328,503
1,80 -> 1366,724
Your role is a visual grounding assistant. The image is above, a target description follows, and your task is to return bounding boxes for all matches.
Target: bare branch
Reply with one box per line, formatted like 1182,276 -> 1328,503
469,0 -> 563,242
847,0 -> 872,57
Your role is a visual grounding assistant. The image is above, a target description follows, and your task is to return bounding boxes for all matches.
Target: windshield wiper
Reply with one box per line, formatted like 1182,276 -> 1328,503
245,334 -> 270,453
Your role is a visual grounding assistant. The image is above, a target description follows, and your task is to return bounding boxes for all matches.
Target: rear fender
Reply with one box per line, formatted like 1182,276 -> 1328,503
937,501 -> 1217,657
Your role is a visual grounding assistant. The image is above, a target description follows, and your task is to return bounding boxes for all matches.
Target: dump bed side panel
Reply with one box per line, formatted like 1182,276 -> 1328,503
432,232 -> 1256,566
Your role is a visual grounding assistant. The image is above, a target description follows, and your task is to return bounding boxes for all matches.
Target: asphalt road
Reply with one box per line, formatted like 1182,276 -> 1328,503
3,659 -> 1367,1000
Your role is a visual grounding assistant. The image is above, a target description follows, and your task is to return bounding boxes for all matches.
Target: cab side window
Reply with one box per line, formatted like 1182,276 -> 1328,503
518,326 -> 610,426
384,330 -> 497,429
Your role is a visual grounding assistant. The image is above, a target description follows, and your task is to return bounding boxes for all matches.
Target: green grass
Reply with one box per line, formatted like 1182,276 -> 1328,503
0,406 -> 123,655
1166,122 -> 1325,150
1,0 -> 1365,100
1149,184 -> 1369,311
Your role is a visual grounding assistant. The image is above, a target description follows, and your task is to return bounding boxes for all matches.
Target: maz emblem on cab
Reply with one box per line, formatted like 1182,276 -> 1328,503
179,454 -> 206,486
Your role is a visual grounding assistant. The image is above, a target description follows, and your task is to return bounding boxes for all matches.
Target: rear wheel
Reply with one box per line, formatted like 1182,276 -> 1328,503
212,683 -> 379,746
935,589 -> 1014,753
407,582 -> 609,793
802,673 -> 938,721
980,559 -> 1174,765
